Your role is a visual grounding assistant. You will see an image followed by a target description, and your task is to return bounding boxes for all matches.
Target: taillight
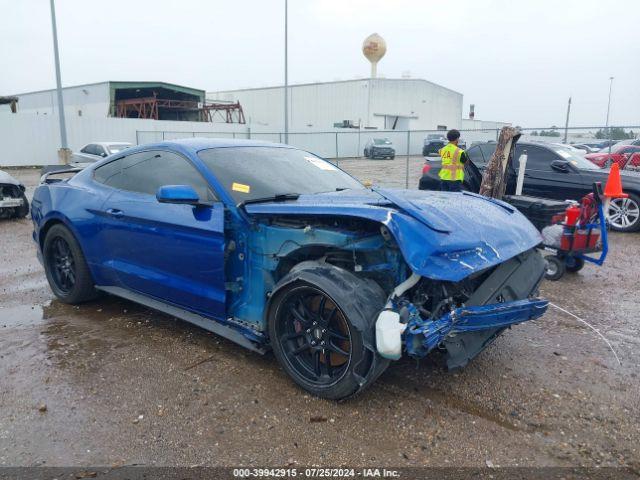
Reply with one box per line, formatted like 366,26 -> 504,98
422,164 -> 431,174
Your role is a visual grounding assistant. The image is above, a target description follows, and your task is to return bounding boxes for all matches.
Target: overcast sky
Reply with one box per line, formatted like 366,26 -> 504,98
2,0 -> 639,127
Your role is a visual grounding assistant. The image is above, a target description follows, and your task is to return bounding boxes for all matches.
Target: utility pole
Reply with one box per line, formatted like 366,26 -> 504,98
50,0 -> 70,164
283,0 -> 289,144
605,76 -> 614,155
563,97 -> 571,144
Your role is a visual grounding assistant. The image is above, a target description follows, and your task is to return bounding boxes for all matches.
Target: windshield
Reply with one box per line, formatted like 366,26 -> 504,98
552,146 -> 599,170
373,138 -> 392,145
198,146 -> 364,203
107,143 -> 131,153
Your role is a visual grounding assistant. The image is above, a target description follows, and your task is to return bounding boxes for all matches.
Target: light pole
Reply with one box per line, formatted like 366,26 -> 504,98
49,0 -> 70,164
563,96 -> 571,144
283,0 -> 289,144
605,76 -> 614,155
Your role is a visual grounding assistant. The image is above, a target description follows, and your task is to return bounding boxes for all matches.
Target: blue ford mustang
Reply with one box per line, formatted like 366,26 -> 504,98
32,139 -> 548,399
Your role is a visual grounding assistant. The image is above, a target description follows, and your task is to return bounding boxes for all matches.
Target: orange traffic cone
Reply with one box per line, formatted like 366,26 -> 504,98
604,163 -> 628,199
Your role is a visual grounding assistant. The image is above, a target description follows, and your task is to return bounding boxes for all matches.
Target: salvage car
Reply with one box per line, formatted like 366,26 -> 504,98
72,142 -> 132,167
419,141 -> 640,232
363,138 -> 395,159
0,169 -> 29,219
32,139 -> 548,399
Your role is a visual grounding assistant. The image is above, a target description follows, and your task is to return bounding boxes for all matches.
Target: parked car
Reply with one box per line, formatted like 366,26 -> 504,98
423,134 -> 466,156
0,169 -> 29,219
32,138 -> 548,400
585,144 -> 640,168
572,144 -> 601,154
363,138 -> 395,159
419,141 -> 640,232
72,142 -> 132,167
598,139 -> 640,150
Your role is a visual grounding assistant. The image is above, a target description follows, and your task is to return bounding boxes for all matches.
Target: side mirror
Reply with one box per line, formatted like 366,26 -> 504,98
100,152 -> 108,157
156,185 -> 200,205
551,160 -> 570,172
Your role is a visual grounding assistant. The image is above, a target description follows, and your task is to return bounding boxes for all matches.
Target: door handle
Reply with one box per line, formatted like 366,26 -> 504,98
106,208 -> 124,218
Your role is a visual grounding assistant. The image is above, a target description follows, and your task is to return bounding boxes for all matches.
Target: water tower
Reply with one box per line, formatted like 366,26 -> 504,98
362,33 -> 387,78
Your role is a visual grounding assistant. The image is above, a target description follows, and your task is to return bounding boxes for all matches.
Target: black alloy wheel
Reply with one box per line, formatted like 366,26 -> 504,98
43,224 -> 99,303
274,286 -> 352,386
48,236 -> 76,294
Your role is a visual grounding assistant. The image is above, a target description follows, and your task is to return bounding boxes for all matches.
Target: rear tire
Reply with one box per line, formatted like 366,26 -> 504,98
565,256 -> 585,273
268,264 -> 388,400
43,224 -> 99,303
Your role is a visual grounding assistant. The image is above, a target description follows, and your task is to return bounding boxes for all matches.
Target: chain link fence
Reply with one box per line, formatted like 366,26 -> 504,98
137,125 -> 639,189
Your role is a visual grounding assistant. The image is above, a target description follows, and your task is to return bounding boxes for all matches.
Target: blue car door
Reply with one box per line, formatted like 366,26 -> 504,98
94,149 -> 226,319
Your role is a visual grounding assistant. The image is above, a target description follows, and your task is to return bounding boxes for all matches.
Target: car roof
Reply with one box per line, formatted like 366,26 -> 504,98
119,138 -> 291,156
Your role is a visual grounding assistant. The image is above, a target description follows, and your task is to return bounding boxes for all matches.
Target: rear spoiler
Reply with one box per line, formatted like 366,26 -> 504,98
40,167 -> 83,184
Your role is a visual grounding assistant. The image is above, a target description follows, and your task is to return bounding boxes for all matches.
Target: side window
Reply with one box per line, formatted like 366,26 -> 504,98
519,146 -> 556,171
116,150 -> 216,201
81,144 -> 94,154
94,145 -> 106,157
467,145 -> 486,166
622,146 -> 640,154
479,144 -> 496,164
94,157 -> 124,187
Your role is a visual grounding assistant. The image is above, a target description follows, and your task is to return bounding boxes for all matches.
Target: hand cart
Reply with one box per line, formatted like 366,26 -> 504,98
543,183 -> 609,281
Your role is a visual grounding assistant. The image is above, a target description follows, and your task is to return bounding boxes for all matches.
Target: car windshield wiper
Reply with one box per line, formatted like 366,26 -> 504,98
237,193 -> 300,209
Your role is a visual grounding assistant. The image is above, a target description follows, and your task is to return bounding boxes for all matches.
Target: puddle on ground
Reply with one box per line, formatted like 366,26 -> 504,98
0,304 -> 45,327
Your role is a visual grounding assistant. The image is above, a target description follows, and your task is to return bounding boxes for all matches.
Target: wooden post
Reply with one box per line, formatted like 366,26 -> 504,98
479,126 -> 521,199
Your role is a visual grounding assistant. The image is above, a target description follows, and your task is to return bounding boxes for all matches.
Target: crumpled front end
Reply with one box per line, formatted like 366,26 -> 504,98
405,298 -> 548,359
378,247 -> 548,369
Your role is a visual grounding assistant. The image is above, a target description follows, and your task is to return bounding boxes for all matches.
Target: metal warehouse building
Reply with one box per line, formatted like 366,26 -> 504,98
208,78 -> 463,132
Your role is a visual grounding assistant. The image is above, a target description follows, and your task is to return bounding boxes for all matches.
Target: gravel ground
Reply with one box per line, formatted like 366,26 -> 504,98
0,166 -> 638,469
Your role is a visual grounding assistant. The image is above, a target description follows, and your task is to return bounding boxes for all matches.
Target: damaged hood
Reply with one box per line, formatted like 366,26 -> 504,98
244,188 -> 542,281
0,170 -> 21,186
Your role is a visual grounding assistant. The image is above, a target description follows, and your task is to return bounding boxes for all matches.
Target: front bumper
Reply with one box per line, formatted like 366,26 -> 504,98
372,148 -> 395,157
405,298 -> 548,357
0,198 -> 24,208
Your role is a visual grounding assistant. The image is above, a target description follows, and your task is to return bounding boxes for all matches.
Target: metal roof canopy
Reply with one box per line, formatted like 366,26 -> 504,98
109,81 -> 205,102
111,81 -> 205,121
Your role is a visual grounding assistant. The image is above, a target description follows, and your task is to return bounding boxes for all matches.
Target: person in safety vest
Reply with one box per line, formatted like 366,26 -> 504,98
438,129 -> 468,192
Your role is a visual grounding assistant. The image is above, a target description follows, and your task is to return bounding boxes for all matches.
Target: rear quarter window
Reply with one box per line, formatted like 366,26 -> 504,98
93,158 -> 123,186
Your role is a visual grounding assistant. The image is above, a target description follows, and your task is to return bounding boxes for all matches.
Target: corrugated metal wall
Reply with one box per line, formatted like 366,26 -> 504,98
13,82 -> 112,118
209,78 -> 463,132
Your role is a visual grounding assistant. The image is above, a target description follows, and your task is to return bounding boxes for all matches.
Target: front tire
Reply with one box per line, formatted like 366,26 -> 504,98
43,224 -> 99,303
544,255 -> 565,281
608,194 -> 640,232
268,264 -> 388,400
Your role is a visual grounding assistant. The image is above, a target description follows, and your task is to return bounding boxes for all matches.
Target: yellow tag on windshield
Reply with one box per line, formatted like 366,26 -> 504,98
232,182 -> 251,193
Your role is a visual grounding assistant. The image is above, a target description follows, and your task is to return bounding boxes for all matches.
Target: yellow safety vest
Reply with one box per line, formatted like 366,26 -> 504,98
438,143 -> 465,181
